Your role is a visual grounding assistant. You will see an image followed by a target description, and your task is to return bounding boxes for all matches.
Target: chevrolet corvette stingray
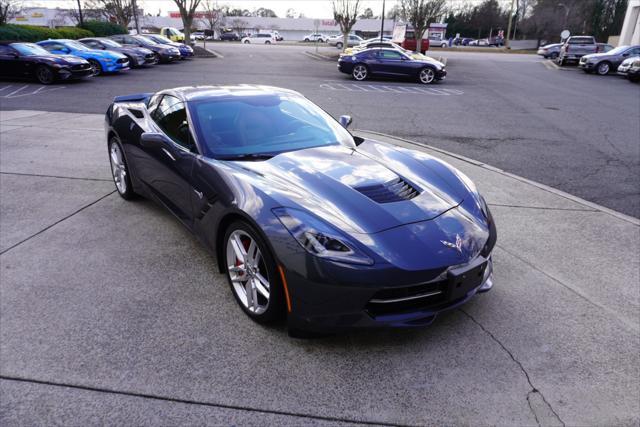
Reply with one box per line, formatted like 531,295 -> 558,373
105,85 -> 496,336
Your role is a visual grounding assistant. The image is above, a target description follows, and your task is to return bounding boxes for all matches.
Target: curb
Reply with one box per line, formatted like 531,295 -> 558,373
303,51 -> 338,61
355,129 -> 640,226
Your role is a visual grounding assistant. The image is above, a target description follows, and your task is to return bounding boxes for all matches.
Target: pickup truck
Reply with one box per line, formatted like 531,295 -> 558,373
557,36 -> 597,65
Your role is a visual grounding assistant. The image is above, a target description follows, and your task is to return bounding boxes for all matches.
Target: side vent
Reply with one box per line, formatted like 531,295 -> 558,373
355,177 -> 419,204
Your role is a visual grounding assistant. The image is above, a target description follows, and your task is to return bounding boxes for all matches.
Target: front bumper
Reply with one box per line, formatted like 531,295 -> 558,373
102,59 -> 130,73
57,64 -> 93,80
435,68 -> 447,80
578,60 -> 595,70
179,49 -> 194,58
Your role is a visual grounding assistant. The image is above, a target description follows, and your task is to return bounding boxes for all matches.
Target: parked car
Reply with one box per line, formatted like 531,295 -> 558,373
579,45 -> 640,75
0,41 -> 93,84
303,33 -> 328,43
617,56 -> 640,82
104,85 -> 495,335
454,37 -> 473,46
392,26 -> 429,53
597,43 -> 614,53
109,34 -> 181,63
160,27 -> 185,42
428,36 -> 448,48
338,47 -> 446,84
345,40 -> 402,55
537,43 -> 562,59
191,32 -> 205,41
79,37 -> 157,68
241,33 -> 277,44
328,34 -> 364,49
272,31 -> 284,41
219,32 -> 240,41
37,39 -> 128,76
142,34 -> 194,59
557,36 -> 598,65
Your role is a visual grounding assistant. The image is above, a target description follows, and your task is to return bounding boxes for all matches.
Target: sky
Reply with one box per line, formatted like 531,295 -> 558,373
22,0 -> 509,20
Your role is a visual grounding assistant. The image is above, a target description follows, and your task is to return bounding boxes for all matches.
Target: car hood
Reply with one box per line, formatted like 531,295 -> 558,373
83,49 -> 126,59
30,54 -> 88,64
583,52 -> 617,60
228,142 -> 467,234
115,46 -> 149,56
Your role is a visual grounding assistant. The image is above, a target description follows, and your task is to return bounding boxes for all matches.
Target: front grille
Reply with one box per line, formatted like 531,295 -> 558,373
355,177 -> 419,204
366,279 -> 448,317
71,64 -> 90,71
117,58 -> 128,64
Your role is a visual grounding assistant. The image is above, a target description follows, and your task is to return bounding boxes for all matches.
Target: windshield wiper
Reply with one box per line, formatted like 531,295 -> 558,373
217,153 -> 274,161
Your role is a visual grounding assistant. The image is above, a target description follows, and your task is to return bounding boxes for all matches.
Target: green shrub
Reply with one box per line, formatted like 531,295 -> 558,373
0,24 -> 94,42
79,20 -> 127,37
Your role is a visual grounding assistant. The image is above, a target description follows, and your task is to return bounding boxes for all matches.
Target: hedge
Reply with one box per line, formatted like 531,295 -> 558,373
79,20 -> 127,37
0,24 -> 93,42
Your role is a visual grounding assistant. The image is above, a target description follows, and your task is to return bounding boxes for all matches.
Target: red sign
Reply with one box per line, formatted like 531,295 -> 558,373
320,20 -> 336,26
169,11 -> 217,19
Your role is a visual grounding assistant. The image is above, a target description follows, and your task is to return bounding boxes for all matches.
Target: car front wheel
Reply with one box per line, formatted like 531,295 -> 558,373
88,59 -> 102,76
35,65 -> 54,85
243,40 -> 250,44
419,67 -> 436,84
336,42 -> 343,49
224,221 -> 284,323
596,61 -> 611,75
352,64 -> 368,81
108,137 -> 136,200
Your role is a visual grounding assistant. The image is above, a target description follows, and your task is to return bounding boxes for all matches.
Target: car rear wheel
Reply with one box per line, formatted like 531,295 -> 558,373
243,40 -> 250,44
108,137 -> 136,200
265,41 -> 271,44
304,38 -> 310,42
88,59 -> 102,76
336,42 -> 343,49
352,64 -> 368,81
596,61 -> 611,75
419,67 -> 436,84
549,52 -> 558,59
224,221 -> 284,323
35,65 -> 54,85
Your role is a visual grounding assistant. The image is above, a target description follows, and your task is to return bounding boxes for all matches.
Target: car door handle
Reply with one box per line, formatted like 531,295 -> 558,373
161,147 -> 176,161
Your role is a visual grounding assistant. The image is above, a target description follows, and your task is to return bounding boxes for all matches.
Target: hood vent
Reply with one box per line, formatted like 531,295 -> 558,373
355,177 -> 420,204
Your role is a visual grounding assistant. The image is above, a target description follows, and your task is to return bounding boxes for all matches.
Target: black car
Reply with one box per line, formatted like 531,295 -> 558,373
219,32 -> 240,41
79,37 -> 157,67
109,34 -> 181,63
0,41 -> 92,84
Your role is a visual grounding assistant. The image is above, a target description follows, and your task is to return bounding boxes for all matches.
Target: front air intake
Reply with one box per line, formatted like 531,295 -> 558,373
355,177 -> 419,204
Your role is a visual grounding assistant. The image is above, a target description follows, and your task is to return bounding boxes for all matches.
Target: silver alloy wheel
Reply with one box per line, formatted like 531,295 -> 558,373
89,60 -> 101,76
226,230 -> 270,315
419,68 -> 435,84
353,64 -> 367,81
597,62 -> 610,75
109,142 -> 127,194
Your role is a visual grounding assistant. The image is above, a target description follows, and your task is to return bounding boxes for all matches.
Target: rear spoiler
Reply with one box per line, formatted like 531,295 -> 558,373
113,92 -> 152,104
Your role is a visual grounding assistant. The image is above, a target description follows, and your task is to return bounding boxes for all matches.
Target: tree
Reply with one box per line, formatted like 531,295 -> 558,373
401,0 -> 446,52
386,4 -> 402,20
252,7 -> 277,18
285,8 -> 297,18
359,7 -> 374,19
200,0 -> 222,35
171,0 -> 201,44
0,0 -> 21,25
85,0 -> 135,28
230,18 -> 248,35
332,0 -> 361,51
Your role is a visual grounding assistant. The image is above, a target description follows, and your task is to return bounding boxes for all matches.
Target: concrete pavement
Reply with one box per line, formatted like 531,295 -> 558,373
1,110 -> 638,426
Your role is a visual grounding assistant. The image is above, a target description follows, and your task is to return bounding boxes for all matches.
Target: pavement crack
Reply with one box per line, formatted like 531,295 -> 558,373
0,171 -> 111,182
460,309 -> 565,427
0,191 -> 116,256
0,375 -> 405,427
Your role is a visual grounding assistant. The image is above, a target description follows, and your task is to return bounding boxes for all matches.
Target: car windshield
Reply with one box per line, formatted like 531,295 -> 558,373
136,36 -> 157,45
65,40 -> 89,51
152,35 -> 173,44
11,43 -> 50,56
101,38 -> 122,47
606,46 -> 630,55
189,94 -> 355,159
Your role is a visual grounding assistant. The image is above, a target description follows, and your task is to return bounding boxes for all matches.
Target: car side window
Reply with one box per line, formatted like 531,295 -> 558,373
84,40 -> 99,49
378,50 -> 403,60
0,45 -> 15,56
150,95 -> 196,152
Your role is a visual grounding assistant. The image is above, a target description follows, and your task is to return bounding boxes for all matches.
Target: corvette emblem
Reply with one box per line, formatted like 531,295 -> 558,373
441,234 -> 464,254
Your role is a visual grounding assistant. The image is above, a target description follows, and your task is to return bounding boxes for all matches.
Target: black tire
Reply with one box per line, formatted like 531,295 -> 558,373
223,221 -> 285,324
336,42 -> 343,49
125,54 -> 137,68
351,63 -> 368,81
596,61 -> 611,75
35,65 -> 54,85
243,40 -> 250,44
108,137 -> 136,200
549,52 -> 558,60
88,59 -> 102,76
418,66 -> 436,84
265,41 -> 271,45
304,38 -> 310,42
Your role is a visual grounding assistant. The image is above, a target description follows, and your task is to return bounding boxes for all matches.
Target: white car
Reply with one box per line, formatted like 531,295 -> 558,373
241,34 -> 277,44
429,36 -> 448,48
328,34 -> 364,49
304,33 -> 327,43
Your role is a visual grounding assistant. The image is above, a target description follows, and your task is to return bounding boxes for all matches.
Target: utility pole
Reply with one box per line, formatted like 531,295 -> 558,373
380,0 -> 385,41
505,0 -> 516,48
76,0 -> 84,26
132,0 -> 141,34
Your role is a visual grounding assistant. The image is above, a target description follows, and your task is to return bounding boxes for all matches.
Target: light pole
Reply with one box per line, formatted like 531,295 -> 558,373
380,0 -> 386,41
505,0 -> 515,48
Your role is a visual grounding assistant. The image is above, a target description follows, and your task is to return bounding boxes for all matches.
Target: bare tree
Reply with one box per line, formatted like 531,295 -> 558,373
200,0 -> 222,36
85,0 -> 134,28
0,0 -> 21,25
230,18 -> 249,36
171,0 -> 201,44
401,0 -> 446,52
332,0 -> 361,51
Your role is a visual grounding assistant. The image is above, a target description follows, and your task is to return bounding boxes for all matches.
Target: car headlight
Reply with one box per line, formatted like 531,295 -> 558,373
273,207 -> 373,265
632,60 -> 640,68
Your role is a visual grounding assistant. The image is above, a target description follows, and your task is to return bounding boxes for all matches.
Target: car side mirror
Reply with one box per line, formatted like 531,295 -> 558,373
140,132 -> 171,148
339,115 -> 352,129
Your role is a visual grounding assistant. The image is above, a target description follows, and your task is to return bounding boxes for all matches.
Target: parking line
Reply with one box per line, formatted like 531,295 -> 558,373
0,86 -> 13,93
7,86 -> 65,98
5,85 -> 28,97
365,85 -> 386,92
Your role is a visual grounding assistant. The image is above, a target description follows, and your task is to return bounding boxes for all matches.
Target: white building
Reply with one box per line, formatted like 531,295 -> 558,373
619,0 -> 640,45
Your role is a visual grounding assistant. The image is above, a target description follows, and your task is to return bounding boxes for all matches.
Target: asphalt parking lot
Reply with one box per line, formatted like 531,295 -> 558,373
1,42 -> 638,217
1,109 -> 639,426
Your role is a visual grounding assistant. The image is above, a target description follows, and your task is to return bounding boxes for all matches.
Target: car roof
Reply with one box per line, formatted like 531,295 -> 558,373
156,85 -> 302,102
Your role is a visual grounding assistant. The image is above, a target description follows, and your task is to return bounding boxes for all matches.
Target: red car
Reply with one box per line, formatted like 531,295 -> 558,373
392,25 -> 430,54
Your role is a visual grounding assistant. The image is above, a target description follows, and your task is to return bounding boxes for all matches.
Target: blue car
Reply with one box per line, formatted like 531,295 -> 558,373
339,47 -> 447,84
141,34 -> 194,59
37,39 -> 129,75
104,85 -> 495,336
